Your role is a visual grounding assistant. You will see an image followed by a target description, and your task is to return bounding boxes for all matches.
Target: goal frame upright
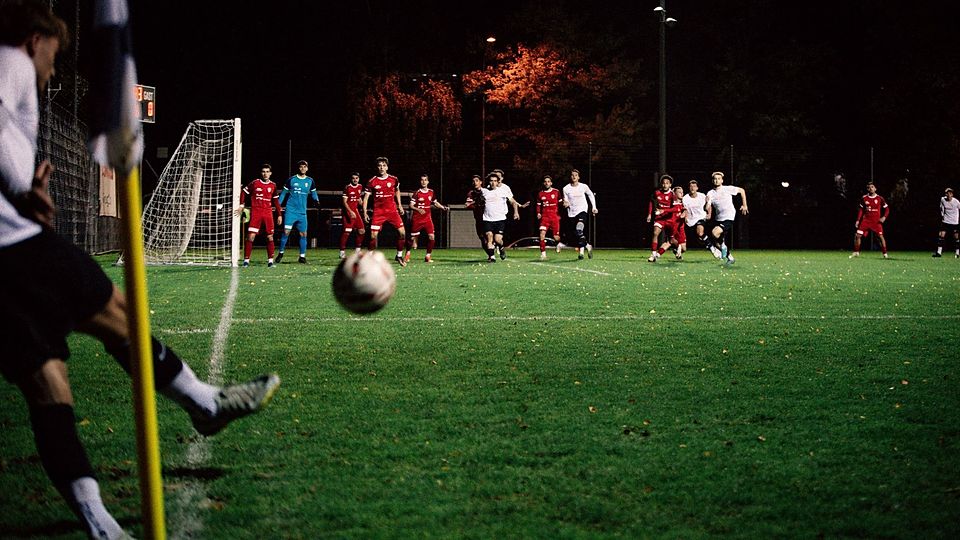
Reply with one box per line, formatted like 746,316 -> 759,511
231,117 -> 242,267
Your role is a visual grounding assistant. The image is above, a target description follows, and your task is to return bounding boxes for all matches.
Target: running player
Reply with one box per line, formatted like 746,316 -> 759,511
850,180 -> 889,259
481,172 -> 522,262
561,169 -> 597,259
672,185 -> 687,259
705,171 -> 749,264
276,160 -> 319,264
646,174 -> 680,262
933,188 -> 959,258
405,174 -> 448,263
362,156 -> 408,266
237,164 -> 283,267
536,174 -> 563,260
465,175 -> 487,255
683,179 -> 720,257
339,172 -> 366,259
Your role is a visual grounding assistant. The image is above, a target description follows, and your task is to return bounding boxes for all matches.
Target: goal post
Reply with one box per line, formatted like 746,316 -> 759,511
118,119 -> 242,266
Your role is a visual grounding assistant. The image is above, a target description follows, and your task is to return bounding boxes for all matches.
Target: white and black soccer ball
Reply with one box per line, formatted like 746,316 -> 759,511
332,250 -> 396,314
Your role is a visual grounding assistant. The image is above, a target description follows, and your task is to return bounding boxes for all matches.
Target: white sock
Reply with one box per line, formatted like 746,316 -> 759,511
397,250 -> 403,258
937,246 -> 943,254
161,363 -> 219,417
70,477 -> 125,540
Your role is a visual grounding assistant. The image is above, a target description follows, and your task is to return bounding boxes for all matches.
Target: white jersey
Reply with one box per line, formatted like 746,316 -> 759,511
0,45 -> 43,248
941,196 -> 960,225
482,184 -> 514,221
706,185 -> 741,222
562,182 -> 596,217
682,193 -> 708,226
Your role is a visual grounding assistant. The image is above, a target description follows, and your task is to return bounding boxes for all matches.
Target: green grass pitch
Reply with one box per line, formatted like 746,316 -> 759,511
1,248 -> 958,538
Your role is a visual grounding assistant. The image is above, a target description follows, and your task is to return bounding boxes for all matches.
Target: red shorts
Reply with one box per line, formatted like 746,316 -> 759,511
675,221 -> 687,243
410,214 -> 435,236
654,219 -> 678,242
247,210 -> 275,235
857,221 -> 884,236
539,213 -> 560,236
371,211 -> 404,231
343,207 -> 365,232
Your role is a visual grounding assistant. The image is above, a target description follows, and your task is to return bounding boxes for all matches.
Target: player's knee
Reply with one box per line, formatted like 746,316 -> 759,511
18,360 -> 74,407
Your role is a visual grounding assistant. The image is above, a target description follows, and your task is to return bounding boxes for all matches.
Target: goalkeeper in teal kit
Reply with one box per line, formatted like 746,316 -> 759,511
277,160 -> 320,263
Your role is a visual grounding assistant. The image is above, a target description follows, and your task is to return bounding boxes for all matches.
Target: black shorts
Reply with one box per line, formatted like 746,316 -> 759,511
711,220 -> 735,234
483,220 -> 506,235
940,222 -> 960,235
0,230 -> 115,383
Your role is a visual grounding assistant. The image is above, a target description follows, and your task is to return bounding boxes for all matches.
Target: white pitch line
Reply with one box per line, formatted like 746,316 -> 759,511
531,261 -> 611,275
169,268 -> 240,540
233,313 -> 960,324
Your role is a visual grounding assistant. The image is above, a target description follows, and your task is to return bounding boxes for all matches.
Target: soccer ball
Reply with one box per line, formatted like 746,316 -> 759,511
332,250 -> 396,314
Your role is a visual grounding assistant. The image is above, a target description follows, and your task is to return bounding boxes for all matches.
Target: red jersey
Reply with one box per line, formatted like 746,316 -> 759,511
365,175 -> 400,214
241,179 -> 281,212
343,183 -> 364,210
412,188 -> 436,213
537,188 -> 561,216
649,189 -> 677,221
858,194 -> 889,223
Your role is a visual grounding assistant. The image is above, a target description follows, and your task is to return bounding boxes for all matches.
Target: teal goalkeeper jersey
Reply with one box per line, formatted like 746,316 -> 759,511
279,176 -> 319,215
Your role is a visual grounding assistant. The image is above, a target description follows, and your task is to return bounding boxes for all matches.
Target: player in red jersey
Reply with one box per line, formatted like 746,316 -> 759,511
646,174 -> 680,262
850,180 -> 890,258
236,163 -> 282,267
361,156 -> 407,266
672,185 -> 687,260
339,172 -> 366,259
404,174 -> 448,262
536,174 -> 563,259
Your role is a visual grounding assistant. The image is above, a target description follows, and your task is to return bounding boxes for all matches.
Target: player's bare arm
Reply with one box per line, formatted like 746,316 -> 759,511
738,187 -> 749,215
361,192 -> 371,222
14,160 -> 56,227
343,196 -> 355,219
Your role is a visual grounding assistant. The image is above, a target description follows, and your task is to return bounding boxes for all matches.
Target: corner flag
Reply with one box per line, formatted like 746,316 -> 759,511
87,1 -> 164,538
88,0 -> 143,173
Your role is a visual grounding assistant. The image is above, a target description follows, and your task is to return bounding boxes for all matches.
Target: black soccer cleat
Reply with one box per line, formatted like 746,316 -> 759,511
275,252 -> 284,264
298,256 -> 307,264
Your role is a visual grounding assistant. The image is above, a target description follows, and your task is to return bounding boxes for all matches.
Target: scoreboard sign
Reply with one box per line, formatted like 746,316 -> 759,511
135,84 -> 156,123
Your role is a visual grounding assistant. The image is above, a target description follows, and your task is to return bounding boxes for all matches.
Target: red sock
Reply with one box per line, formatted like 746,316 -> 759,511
427,238 -> 435,254
340,230 -> 350,250
397,237 -> 405,252
356,233 -> 365,249
540,239 -> 546,251
651,239 -> 659,251
369,236 -> 378,250
657,246 -> 666,255
244,239 -> 252,259
267,239 -> 275,258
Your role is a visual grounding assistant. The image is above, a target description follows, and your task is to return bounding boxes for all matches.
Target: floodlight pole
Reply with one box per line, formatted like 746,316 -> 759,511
658,0 -> 667,177
482,35 -> 496,177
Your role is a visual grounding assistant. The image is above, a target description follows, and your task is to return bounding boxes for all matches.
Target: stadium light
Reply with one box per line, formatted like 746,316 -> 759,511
781,181 -> 791,188
486,35 -> 497,43
654,0 -> 678,179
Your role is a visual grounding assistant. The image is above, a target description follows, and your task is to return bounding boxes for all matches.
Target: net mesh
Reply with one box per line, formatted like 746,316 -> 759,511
120,119 -> 240,265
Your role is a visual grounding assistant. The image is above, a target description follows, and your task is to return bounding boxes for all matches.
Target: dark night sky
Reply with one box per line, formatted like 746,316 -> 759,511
92,0 -> 958,192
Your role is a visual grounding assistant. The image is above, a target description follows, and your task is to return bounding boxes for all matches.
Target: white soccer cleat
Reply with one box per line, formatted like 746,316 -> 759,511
586,243 -> 593,259
191,374 -> 281,437
883,253 -> 889,259
556,242 -> 565,254
726,254 -> 735,265
647,252 -> 659,263
709,246 -> 722,259
540,252 -> 547,260
339,250 -> 346,259
849,252 -> 859,258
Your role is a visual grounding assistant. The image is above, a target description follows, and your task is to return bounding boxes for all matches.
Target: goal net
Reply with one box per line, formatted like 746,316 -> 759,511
119,119 -> 242,266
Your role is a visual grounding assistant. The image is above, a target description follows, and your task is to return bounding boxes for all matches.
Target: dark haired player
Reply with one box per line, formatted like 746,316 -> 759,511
850,180 -> 889,259
362,156 -> 407,266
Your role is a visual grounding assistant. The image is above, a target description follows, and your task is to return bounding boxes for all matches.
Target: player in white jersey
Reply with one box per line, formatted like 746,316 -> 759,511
705,171 -> 748,264
683,179 -> 720,257
933,187 -> 960,258
481,172 -> 522,262
561,169 -> 598,259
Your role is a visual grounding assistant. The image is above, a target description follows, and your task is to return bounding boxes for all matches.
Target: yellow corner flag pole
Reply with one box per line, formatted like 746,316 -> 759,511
119,166 -> 167,540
